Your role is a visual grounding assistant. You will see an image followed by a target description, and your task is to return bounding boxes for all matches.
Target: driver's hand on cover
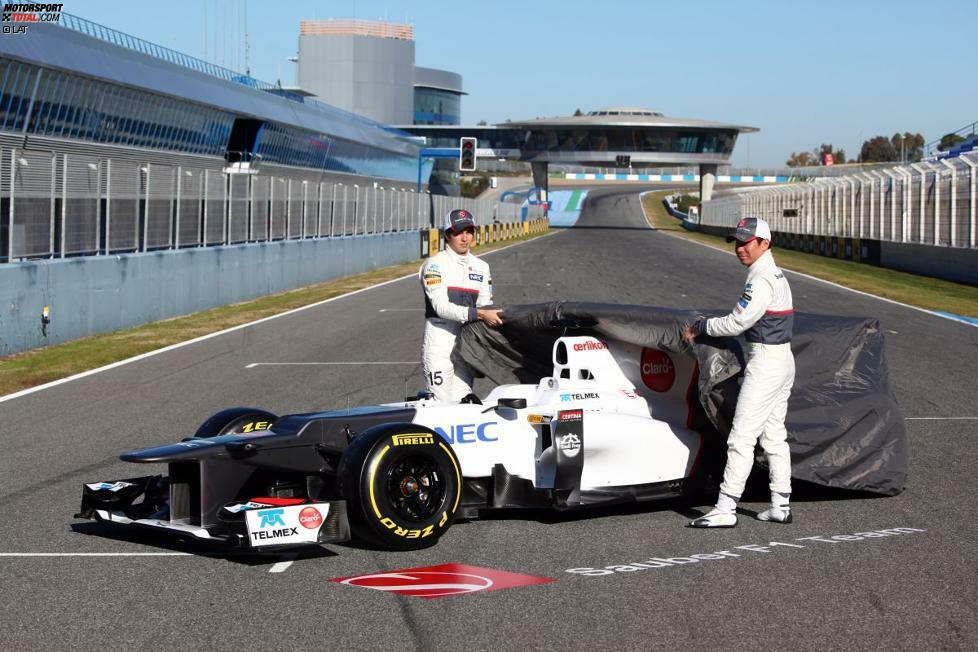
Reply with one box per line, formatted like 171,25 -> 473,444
478,308 -> 503,327
682,317 -> 704,343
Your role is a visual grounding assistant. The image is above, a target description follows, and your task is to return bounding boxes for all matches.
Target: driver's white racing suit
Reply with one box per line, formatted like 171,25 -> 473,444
419,247 -> 492,401
702,249 -> 795,500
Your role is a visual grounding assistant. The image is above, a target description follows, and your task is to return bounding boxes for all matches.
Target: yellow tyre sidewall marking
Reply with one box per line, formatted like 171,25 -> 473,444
439,442 -> 462,513
367,444 -> 391,519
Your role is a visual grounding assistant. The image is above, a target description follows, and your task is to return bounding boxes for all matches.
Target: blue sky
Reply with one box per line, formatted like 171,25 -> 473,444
68,0 -> 976,168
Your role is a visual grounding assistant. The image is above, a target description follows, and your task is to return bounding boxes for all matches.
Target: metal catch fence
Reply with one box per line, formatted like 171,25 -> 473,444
700,153 -> 978,249
2,147 -> 532,262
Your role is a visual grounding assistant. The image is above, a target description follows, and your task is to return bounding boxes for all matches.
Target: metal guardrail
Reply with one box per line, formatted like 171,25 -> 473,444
0,147 -> 529,263
700,153 -> 978,249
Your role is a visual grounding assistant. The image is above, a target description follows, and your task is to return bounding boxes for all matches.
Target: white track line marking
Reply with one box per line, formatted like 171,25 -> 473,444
0,552 -> 191,557
246,362 -> 417,368
638,194 -> 978,328
0,235 -> 549,405
268,554 -> 297,573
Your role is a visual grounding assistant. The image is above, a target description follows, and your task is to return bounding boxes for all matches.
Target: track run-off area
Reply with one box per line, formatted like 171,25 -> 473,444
1,186 -> 975,650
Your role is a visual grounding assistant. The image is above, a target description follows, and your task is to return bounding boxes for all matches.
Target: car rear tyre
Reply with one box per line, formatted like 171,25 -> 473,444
194,407 -> 279,437
337,423 -> 461,551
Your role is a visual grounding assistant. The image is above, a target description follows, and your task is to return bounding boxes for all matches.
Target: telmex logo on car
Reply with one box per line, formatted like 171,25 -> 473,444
246,504 -> 327,547
433,422 -> 497,444
560,392 -> 599,402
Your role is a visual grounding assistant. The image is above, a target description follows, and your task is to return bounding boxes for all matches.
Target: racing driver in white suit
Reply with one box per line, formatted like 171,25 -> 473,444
683,217 -> 795,527
420,209 -> 502,402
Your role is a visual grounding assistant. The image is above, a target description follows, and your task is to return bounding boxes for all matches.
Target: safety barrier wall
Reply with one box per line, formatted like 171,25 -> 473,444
0,147 -> 525,263
699,153 -> 978,284
0,233 -> 420,356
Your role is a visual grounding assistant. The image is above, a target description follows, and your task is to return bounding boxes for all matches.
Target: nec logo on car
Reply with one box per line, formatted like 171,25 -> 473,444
433,422 -> 498,444
258,508 -> 286,529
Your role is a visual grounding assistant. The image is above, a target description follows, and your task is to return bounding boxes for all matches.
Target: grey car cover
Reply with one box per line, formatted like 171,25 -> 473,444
458,301 -> 907,496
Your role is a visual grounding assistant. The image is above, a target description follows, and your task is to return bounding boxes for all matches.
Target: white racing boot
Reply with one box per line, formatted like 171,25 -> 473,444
690,493 -> 739,528
689,508 -> 738,528
757,493 -> 793,523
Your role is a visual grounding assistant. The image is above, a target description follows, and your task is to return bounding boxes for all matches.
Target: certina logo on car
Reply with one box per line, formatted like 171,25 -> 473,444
560,392 -> 599,402
257,508 -> 287,529
573,340 -> 607,352
298,507 -> 323,529
640,349 -> 675,393
434,422 -> 497,444
392,433 -> 435,447
558,433 -> 582,457
559,410 -> 583,421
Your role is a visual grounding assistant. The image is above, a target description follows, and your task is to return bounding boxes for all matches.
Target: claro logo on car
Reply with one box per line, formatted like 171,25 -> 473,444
640,348 -> 675,392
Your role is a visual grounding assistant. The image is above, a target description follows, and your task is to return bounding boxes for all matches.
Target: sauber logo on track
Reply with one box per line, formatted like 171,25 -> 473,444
331,563 -> 555,599
640,348 -> 675,392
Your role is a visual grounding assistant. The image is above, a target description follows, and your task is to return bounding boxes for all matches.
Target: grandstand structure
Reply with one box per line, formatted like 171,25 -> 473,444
0,14 -> 462,263
0,15 -> 539,356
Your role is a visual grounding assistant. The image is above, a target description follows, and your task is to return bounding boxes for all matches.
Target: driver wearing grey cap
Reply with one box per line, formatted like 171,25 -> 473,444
683,217 -> 796,528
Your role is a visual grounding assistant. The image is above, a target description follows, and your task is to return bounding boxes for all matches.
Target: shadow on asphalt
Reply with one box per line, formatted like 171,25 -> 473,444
462,478 -> 889,527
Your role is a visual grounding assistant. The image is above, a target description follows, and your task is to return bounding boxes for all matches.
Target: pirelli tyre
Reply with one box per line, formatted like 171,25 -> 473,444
337,423 -> 462,551
194,407 -> 279,437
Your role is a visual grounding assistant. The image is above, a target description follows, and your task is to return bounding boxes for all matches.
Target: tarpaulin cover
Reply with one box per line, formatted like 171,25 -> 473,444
458,301 -> 907,496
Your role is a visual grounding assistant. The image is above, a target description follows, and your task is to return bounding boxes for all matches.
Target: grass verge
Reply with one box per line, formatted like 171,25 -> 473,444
0,230 -> 552,398
641,191 -> 978,318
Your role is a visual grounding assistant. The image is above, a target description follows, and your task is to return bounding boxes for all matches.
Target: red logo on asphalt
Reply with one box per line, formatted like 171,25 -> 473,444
298,507 -> 322,529
640,348 -> 675,392
330,563 -> 554,599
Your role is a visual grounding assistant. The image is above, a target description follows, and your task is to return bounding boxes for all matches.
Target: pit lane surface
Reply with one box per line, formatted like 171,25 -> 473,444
1,186 -> 975,650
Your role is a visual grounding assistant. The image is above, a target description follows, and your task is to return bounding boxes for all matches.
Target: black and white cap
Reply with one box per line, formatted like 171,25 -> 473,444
444,208 -> 476,233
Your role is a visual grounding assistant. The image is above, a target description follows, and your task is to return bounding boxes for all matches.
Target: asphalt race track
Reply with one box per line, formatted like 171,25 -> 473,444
1,186 -> 975,650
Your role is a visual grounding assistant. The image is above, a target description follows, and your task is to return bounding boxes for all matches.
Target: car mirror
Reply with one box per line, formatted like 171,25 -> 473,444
497,398 -> 527,409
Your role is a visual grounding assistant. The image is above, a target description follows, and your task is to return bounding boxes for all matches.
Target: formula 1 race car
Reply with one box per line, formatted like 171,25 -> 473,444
77,334 -> 714,551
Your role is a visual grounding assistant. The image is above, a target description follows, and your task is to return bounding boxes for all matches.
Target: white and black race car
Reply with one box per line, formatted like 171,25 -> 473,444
78,335 -> 714,551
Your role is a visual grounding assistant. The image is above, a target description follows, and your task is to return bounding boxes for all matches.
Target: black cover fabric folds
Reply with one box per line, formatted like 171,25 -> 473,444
458,301 -> 907,496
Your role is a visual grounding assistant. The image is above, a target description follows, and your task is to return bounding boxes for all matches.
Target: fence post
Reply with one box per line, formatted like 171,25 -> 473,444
909,163 -> 928,243
142,164 -> 150,252
959,155 -> 977,248
60,154 -> 68,258
940,160 -> 958,247
352,184 -> 358,235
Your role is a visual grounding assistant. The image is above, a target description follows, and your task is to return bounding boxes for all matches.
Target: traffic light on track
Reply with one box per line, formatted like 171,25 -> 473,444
459,137 -> 477,172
